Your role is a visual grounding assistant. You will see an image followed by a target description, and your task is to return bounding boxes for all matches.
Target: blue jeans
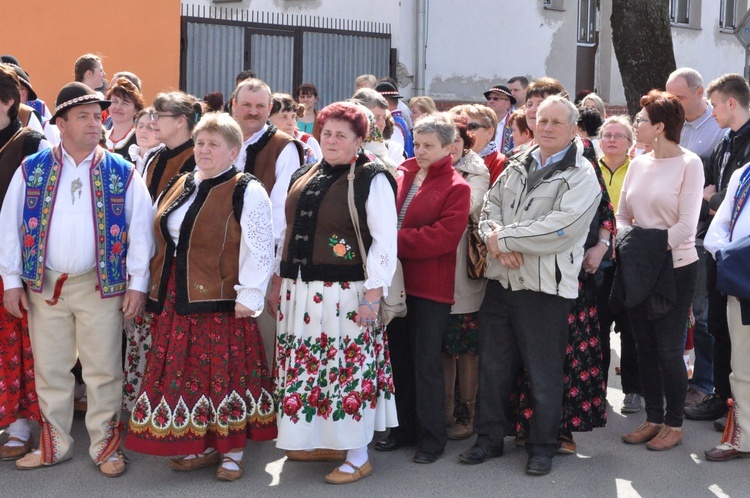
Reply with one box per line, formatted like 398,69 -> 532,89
689,246 -> 714,394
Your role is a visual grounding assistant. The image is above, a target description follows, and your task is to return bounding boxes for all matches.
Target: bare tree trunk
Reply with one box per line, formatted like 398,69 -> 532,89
611,0 -> 676,115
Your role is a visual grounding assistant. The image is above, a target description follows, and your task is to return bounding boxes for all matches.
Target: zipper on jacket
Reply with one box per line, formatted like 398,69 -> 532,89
554,255 -> 562,295
525,198 -> 534,211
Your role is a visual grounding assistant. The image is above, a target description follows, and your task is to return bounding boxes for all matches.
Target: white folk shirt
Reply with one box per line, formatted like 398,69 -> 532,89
234,124 -> 302,248
162,168 -> 274,314
0,145 -> 155,292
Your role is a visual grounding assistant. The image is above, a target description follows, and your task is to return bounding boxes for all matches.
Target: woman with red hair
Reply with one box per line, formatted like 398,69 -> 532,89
271,101 -> 398,483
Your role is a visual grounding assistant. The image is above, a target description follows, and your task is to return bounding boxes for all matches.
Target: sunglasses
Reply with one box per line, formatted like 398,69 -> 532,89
467,122 -> 488,131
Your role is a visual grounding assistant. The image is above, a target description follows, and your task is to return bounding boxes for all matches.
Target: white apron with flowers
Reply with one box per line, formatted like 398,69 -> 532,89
274,277 -> 398,450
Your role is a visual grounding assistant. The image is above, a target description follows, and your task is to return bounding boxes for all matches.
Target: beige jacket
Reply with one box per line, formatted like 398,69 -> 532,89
479,142 -> 601,299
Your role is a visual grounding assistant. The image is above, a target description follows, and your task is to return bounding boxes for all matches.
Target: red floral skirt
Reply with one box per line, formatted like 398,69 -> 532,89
0,281 -> 40,426
125,268 -> 276,455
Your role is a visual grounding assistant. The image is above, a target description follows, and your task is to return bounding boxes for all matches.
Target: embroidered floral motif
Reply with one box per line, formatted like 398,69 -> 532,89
192,282 -> 208,295
328,234 -> 356,260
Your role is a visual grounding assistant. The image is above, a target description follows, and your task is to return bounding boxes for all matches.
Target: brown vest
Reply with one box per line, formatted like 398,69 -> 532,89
242,128 -> 303,195
148,169 -> 250,315
0,127 -> 39,208
144,140 -> 196,201
279,153 -> 396,282
18,104 -> 34,127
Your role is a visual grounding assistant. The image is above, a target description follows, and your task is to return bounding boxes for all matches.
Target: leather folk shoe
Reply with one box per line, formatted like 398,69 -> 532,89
705,444 -> 750,462
285,449 -> 346,462
324,460 -> 373,484
622,421 -> 663,444
169,451 -> 221,471
16,450 -> 44,470
646,426 -> 683,451
457,444 -> 503,465
526,454 -> 552,476
99,451 -> 127,478
0,436 -> 34,461
215,456 -> 244,482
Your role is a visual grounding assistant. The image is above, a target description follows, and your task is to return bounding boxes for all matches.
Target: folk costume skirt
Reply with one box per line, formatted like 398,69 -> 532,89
0,281 -> 40,426
274,278 -> 398,450
125,267 -> 277,455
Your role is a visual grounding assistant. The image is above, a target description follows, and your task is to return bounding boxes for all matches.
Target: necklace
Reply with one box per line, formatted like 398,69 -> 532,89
71,178 -> 83,204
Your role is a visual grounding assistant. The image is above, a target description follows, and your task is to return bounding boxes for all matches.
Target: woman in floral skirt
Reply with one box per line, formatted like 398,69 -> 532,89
125,112 -> 277,481
270,101 -> 398,484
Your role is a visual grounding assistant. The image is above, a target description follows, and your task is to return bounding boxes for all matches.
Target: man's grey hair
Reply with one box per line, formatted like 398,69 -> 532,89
538,95 -> 579,127
412,112 -> 456,147
668,67 -> 703,90
351,88 -> 388,110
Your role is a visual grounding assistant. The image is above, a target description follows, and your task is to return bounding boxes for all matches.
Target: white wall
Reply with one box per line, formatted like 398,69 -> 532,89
419,1 -> 578,101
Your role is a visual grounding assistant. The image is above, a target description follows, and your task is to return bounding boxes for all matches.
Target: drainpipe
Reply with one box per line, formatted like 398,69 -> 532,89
415,0 -> 427,96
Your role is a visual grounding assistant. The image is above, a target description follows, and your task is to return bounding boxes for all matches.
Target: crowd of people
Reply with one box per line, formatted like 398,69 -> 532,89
1,51 -> 750,484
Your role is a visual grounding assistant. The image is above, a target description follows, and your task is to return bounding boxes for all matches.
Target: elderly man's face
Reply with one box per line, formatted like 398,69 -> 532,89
233,87 -> 271,139
535,101 -> 576,156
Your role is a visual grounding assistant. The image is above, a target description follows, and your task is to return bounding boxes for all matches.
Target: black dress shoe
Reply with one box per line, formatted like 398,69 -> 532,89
684,395 -> 727,421
413,449 -> 443,464
458,444 -> 504,465
526,454 -> 552,476
375,435 -> 407,452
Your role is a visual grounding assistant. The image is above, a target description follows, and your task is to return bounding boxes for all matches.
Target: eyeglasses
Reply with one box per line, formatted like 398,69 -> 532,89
149,112 -> 179,122
635,118 -> 650,124
601,133 -> 629,141
486,96 -> 510,102
467,122 -> 488,131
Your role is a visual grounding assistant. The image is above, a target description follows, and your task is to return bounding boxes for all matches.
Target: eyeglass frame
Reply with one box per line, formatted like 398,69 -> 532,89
149,111 -> 180,122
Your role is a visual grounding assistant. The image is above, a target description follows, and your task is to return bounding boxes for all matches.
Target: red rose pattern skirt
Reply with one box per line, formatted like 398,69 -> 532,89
125,269 -> 277,456
512,277 -> 606,439
274,278 -> 398,450
0,281 -> 41,426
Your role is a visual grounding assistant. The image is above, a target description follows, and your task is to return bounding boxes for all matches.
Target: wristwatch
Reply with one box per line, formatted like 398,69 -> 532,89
598,238 -> 611,247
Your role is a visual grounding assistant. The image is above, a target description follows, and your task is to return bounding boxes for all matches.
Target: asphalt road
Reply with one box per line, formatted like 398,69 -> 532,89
1,335 -> 744,498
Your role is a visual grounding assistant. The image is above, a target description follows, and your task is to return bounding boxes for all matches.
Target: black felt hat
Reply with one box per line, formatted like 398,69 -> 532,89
375,81 -> 403,99
8,65 -> 37,101
483,84 -> 517,105
51,82 -> 110,124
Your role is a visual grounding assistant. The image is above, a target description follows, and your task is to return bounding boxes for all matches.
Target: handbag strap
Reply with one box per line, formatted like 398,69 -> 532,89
347,161 -> 369,279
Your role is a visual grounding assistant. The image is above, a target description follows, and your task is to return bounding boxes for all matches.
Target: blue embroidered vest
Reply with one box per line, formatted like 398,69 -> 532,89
21,145 -> 134,298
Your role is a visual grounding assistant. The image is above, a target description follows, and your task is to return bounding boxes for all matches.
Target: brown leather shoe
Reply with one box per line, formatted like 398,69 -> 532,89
285,449 -> 346,462
324,460 -> 373,484
557,436 -> 576,455
16,450 -> 44,470
169,451 -> 221,471
0,436 -> 34,461
622,421 -> 663,444
215,456 -> 244,482
705,444 -> 750,461
646,426 -> 683,451
99,451 -> 127,477
684,387 -> 709,408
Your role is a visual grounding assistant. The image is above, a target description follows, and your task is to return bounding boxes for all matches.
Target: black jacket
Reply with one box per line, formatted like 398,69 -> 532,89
609,226 -> 676,320
700,119 -> 750,238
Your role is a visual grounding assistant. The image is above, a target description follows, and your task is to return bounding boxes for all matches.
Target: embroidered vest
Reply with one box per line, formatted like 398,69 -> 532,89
280,152 -> 396,282
21,145 -> 133,297
147,168 -> 255,315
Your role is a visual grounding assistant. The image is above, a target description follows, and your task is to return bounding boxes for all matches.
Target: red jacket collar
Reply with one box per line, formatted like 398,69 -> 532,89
397,154 -> 453,206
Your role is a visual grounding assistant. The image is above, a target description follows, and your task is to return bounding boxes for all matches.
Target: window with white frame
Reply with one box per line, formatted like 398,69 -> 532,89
720,0 -> 748,32
670,0 -> 702,29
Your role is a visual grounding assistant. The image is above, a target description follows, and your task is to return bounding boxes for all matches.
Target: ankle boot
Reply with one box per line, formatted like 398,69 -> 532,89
447,400 -> 475,440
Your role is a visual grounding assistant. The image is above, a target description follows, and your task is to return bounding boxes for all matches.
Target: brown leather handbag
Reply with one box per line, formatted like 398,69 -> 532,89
466,217 -> 487,279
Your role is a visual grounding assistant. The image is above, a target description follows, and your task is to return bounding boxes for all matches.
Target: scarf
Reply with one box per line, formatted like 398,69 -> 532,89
478,140 -> 498,159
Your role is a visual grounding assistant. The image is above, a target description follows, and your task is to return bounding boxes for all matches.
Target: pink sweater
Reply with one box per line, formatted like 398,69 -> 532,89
615,151 -> 704,268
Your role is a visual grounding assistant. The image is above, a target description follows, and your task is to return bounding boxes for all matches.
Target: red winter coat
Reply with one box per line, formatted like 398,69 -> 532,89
484,150 -> 507,185
396,155 -> 471,304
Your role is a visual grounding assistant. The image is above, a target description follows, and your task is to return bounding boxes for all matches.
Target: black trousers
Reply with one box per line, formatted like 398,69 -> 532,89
388,296 -> 451,453
707,256 -> 732,399
597,265 -> 641,394
474,281 -> 573,457
628,262 -> 697,427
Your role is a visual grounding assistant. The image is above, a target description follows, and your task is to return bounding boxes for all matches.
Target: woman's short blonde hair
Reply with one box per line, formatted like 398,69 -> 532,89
460,104 -> 498,130
599,115 -> 635,142
409,96 -> 438,115
193,112 -> 243,150
582,93 -> 607,119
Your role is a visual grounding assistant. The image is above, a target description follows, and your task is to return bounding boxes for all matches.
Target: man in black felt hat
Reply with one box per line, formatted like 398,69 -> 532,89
483,84 -> 517,155
7,64 -> 53,123
375,81 -> 414,158
0,81 -> 155,477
